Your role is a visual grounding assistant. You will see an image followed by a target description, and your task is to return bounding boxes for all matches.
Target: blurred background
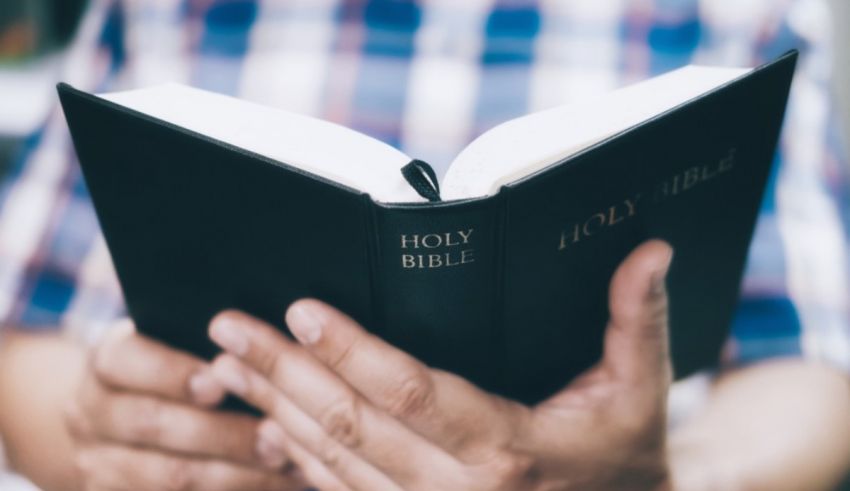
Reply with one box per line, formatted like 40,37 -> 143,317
0,0 -> 849,174
835,0 -> 850,147
0,0 -> 86,174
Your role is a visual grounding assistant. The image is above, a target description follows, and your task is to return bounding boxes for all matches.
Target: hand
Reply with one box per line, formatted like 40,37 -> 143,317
208,240 -> 675,491
64,321 -> 304,491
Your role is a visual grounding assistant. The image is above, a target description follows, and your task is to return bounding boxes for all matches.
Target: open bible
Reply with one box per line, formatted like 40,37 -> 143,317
58,51 -> 796,404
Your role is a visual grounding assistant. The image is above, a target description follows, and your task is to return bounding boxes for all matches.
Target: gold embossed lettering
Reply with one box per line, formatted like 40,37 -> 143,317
683,166 -> 701,191
398,228 -> 477,269
401,235 -> 418,249
583,213 -> 607,237
461,249 -> 475,264
422,234 -> 442,248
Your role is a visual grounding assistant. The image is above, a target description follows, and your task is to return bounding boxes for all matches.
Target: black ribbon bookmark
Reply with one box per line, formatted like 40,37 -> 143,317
401,159 -> 442,202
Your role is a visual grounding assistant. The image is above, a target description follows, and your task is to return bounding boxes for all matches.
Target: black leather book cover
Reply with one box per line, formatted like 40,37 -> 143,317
58,51 -> 796,404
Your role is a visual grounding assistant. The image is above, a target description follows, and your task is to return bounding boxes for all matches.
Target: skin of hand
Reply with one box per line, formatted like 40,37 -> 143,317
667,359 -> 850,491
0,332 -> 88,491
60,321 -> 305,491
0,242 -> 845,491
207,240 -> 676,491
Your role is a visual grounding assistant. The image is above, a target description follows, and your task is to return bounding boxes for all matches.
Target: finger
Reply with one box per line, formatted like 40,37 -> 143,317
74,443 -> 300,491
603,239 -> 674,390
76,376 -> 282,469
210,350 -> 447,489
93,320 -> 225,406
214,356 -> 404,490
241,300 -> 527,461
258,419 -> 356,491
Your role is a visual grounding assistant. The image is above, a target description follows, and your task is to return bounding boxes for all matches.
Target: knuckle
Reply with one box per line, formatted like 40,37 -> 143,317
384,370 -> 434,420
315,438 -> 345,469
327,336 -> 358,371
318,397 -> 361,448
482,451 -> 537,489
161,458 -> 195,491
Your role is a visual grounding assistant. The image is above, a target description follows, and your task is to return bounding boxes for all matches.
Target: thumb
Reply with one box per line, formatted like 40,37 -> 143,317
602,239 -> 673,390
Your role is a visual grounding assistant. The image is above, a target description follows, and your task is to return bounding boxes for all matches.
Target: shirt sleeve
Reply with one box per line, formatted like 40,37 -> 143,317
726,0 -> 850,373
0,0 -> 125,344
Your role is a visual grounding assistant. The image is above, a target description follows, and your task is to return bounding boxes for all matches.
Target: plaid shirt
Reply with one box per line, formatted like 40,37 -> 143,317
2,0 -> 849,372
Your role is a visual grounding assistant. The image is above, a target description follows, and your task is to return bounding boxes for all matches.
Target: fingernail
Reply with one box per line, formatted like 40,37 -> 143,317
256,422 -> 288,469
188,370 -> 225,406
286,303 -> 323,345
650,249 -> 674,296
650,272 -> 666,297
211,360 -> 248,395
210,317 -> 249,356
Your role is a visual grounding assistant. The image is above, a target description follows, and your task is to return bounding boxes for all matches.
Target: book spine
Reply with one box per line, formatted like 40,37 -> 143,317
369,197 -> 505,394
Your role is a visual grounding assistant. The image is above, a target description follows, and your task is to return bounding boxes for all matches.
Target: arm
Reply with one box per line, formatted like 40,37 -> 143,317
669,359 -> 850,491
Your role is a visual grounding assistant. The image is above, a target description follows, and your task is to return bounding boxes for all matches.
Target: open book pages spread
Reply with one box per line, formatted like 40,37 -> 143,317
98,64 -> 749,203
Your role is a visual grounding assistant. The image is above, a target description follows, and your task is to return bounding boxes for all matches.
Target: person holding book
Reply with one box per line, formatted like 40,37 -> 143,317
0,1 -> 849,490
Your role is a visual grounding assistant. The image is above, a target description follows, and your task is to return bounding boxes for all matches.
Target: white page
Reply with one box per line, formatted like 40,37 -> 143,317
441,65 -> 750,200
99,84 -> 423,202
98,65 -> 749,203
